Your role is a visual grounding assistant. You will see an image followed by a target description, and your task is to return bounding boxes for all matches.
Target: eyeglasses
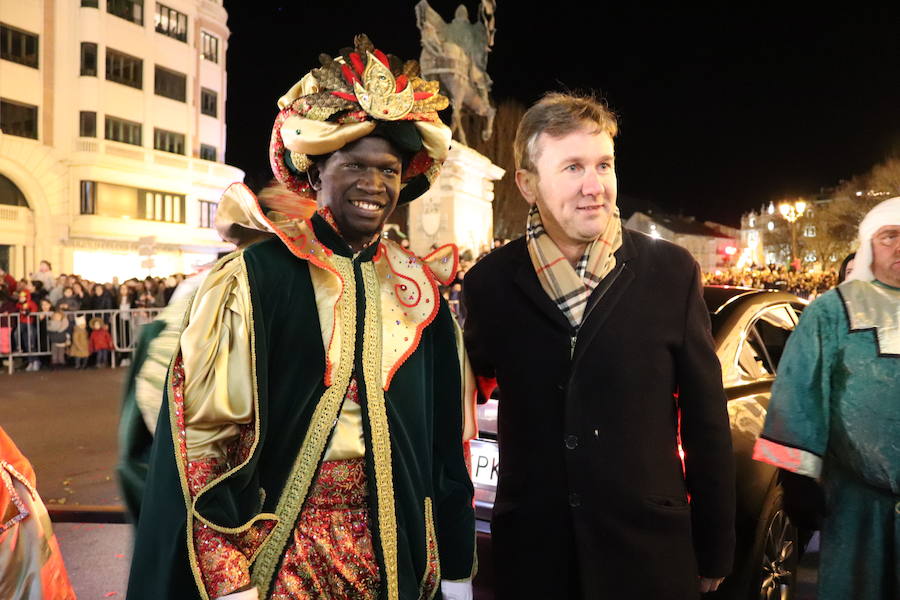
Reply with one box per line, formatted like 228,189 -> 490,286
874,229 -> 900,247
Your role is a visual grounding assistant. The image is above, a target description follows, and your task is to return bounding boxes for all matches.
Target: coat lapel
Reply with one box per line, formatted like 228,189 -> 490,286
572,229 -> 639,365
512,245 -> 573,333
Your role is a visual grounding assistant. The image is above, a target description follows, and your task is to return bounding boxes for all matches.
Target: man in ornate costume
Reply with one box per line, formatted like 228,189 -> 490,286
463,93 -> 735,599
753,196 -> 900,600
128,35 -> 476,600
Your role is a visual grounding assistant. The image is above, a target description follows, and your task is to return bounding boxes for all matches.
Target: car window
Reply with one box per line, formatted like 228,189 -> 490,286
754,306 -> 797,371
736,304 -> 799,380
737,328 -> 772,380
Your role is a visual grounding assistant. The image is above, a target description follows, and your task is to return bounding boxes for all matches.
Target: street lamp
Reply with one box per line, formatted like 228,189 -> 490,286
778,199 -> 807,266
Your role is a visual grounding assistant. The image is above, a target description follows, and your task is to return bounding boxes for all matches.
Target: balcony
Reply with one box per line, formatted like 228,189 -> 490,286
73,137 -> 242,182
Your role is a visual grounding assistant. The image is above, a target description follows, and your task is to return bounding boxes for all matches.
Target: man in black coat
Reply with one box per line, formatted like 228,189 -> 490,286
463,93 -> 735,599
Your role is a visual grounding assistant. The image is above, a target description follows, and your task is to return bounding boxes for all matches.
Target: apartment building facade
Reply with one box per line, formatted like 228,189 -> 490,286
0,0 -> 241,281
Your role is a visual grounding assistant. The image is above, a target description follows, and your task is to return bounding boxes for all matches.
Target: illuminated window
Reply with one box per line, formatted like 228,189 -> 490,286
0,99 -> 38,139
199,144 -> 217,161
201,31 -> 218,63
140,189 -> 185,223
803,225 -> 816,238
80,42 -> 97,76
154,65 -> 186,101
804,251 -> 817,263
106,48 -> 143,89
199,200 -> 217,228
79,111 -> 96,137
1,23 -> 39,69
80,181 -> 96,214
200,88 -> 217,117
155,4 -> 187,42
105,115 -> 142,146
154,128 -> 185,154
767,221 -> 775,231
108,0 -> 143,25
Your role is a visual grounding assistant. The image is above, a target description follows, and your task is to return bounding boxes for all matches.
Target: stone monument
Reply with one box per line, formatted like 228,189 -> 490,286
410,1 -> 503,257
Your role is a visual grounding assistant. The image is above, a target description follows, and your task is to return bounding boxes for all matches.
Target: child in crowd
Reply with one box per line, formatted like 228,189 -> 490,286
15,289 -> 40,372
88,316 -> 113,368
69,316 -> 90,369
46,310 -> 70,369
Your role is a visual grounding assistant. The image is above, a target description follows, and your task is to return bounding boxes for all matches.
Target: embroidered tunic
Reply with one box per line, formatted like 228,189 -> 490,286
753,280 -> 900,600
128,198 -> 476,600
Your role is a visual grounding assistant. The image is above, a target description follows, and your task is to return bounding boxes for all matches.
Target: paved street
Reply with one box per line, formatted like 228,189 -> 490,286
3,367 -> 126,506
1,367 -> 819,598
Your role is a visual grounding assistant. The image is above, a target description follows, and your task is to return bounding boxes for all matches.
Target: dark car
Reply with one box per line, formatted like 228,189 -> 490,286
469,286 -> 810,600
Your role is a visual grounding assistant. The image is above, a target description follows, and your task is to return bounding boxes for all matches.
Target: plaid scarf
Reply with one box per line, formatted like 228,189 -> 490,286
526,204 -> 623,329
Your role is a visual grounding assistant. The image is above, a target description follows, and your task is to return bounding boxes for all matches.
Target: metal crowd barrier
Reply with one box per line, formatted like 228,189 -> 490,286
0,307 -> 163,374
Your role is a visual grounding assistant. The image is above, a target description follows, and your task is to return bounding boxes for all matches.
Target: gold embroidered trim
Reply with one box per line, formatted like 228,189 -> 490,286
419,497 -> 440,600
251,255 -> 358,598
361,261 -> 400,600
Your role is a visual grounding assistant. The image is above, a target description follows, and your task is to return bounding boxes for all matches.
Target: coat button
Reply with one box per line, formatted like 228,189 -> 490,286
568,492 -> 581,508
565,435 -> 579,450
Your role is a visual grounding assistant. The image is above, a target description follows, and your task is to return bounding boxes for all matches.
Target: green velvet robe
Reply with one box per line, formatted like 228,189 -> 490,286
127,215 -> 475,599
755,280 -> 900,599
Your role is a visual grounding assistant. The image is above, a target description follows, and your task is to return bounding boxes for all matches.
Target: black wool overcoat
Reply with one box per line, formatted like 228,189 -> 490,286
463,228 -> 736,600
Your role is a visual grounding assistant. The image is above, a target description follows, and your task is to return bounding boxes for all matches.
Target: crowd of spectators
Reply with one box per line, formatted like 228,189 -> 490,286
702,264 -> 839,299
0,260 -> 181,371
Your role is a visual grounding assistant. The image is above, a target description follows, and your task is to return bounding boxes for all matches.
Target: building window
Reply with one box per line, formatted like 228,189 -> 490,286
155,4 -> 187,42
748,216 -> 756,228
199,144 -> 217,161
107,0 -> 143,25
0,23 -> 39,69
81,0 -> 99,6
804,251 -> 817,263
80,181 -> 97,214
803,225 -> 816,238
154,128 -> 185,154
200,88 -> 217,117
79,111 -> 97,137
767,221 -> 775,231
106,48 -> 143,89
198,200 -> 217,228
140,189 -> 185,223
80,42 -> 97,76
105,115 -> 142,146
0,99 -> 38,139
154,65 -> 186,101
201,31 -> 218,63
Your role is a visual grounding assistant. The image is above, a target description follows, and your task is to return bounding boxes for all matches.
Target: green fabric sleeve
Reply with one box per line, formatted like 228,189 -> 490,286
430,302 -> 477,581
761,293 -> 838,460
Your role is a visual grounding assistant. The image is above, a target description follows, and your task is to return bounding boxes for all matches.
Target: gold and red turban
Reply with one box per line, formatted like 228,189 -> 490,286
269,34 -> 451,205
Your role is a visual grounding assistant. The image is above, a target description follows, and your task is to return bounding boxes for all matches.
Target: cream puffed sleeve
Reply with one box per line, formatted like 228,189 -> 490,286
179,253 -> 256,462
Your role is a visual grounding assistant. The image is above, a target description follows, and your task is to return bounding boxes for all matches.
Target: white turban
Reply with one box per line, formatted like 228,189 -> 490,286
846,196 -> 900,283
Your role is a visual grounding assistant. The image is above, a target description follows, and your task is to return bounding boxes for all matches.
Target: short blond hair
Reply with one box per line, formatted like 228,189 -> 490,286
514,92 -> 618,171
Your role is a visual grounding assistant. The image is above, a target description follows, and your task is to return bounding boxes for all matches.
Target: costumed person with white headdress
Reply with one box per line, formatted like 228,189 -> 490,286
127,34 -> 477,600
753,196 -> 900,599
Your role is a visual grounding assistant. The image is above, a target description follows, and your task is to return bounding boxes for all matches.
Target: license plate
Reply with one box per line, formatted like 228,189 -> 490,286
469,439 -> 499,489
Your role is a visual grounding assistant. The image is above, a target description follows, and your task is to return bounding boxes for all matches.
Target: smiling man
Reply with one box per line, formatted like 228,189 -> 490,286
754,196 -> 900,600
128,35 -> 476,600
463,93 -> 736,599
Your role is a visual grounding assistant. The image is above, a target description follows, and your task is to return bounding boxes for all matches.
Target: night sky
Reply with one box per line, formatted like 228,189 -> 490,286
222,2 -> 899,227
